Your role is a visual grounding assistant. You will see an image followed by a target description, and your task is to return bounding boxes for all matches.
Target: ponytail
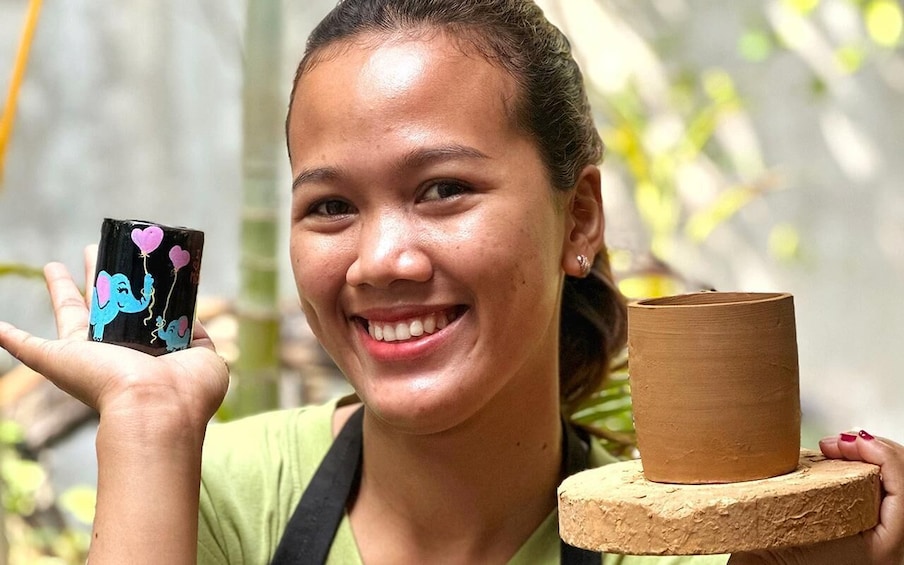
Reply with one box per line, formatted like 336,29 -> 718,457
559,247 -> 627,409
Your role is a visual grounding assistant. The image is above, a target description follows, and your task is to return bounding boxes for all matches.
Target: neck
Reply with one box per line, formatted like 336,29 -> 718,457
350,376 -> 563,564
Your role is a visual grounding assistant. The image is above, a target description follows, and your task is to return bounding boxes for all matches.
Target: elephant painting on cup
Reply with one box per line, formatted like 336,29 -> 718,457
89,271 -> 155,341
154,315 -> 191,352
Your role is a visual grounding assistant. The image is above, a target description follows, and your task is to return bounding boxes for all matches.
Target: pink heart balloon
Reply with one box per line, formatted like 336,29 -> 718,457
95,272 -> 111,308
131,226 -> 164,255
169,246 -> 191,271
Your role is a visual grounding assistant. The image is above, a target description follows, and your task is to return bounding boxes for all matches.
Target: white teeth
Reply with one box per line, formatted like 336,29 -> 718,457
367,311 -> 453,342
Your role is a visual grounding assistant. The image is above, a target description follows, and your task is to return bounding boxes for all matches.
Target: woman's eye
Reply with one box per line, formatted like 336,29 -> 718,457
310,199 -> 354,217
421,181 -> 468,202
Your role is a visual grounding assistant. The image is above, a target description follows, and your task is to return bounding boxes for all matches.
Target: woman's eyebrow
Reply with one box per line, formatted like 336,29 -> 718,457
292,166 -> 343,191
292,144 -> 490,192
397,144 -> 491,172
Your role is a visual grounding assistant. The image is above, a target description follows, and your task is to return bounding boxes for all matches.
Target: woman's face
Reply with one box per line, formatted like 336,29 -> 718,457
287,33 -> 573,432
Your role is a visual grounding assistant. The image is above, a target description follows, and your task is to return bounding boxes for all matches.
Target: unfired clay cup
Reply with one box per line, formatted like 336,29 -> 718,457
628,292 -> 800,484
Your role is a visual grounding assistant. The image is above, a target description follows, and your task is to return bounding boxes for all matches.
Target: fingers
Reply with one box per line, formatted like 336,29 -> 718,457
44,262 -> 90,340
0,321 -> 91,405
820,431 -> 904,564
190,319 -> 212,344
821,433 -> 904,477
166,346 -> 230,417
0,321 -> 57,384
820,431 -> 904,496
730,535 -> 869,565
84,244 -> 98,304
0,321 -> 32,360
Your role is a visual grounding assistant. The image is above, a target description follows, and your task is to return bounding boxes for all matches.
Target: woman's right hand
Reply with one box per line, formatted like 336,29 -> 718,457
0,246 -> 228,429
0,246 -> 229,564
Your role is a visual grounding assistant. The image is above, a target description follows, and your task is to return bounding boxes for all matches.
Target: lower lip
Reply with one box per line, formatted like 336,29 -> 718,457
357,316 -> 460,363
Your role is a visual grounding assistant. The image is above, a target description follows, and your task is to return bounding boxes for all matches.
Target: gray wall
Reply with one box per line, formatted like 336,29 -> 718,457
2,1 -> 902,441
0,0 -> 331,354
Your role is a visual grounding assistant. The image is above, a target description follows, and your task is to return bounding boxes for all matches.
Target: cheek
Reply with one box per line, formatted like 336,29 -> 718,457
290,234 -> 348,320
463,202 -> 563,279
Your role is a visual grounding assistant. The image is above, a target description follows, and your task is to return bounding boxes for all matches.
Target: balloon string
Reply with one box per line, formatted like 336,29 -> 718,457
142,253 -> 156,326
161,269 -> 178,323
143,288 -> 157,327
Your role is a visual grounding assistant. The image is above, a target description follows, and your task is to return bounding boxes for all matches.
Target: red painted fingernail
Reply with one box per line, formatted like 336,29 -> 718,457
858,430 -> 875,441
840,432 -> 858,442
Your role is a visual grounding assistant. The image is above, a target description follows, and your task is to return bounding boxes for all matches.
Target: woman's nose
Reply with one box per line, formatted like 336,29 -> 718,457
346,211 -> 432,288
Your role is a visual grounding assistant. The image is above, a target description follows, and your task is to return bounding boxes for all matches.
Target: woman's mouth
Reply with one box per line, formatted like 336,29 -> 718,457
362,307 -> 465,343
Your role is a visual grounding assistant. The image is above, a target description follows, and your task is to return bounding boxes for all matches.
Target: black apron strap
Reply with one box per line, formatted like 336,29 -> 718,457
560,420 -> 603,564
271,406 -> 365,565
272,407 -> 604,564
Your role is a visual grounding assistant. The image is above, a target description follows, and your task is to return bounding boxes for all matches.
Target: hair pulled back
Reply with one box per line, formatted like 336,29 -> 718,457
288,0 -> 627,408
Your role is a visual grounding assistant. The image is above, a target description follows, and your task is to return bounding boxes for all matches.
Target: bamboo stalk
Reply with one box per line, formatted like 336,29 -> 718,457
0,0 -> 43,187
232,0 -> 283,417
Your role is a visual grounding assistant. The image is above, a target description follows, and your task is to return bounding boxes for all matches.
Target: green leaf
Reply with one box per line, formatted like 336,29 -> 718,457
702,70 -> 738,104
739,30 -> 774,62
0,419 -> 25,444
2,458 -> 45,494
769,223 -> 801,261
685,185 -> 759,243
0,262 -> 44,278
59,486 -> 97,525
2,456 -> 45,515
865,0 -> 903,46
782,0 -> 821,15
809,74 -> 828,97
617,274 -> 685,300
835,45 -> 866,73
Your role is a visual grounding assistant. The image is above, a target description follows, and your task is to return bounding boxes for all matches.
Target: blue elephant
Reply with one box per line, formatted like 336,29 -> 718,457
89,271 -> 154,341
155,315 -> 191,352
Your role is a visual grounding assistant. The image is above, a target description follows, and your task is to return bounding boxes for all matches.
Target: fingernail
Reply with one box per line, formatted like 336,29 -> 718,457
840,432 -> 858,442
858,430 -> 875,441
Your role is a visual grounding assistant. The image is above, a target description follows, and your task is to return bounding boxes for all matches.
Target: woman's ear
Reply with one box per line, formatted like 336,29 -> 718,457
562,164 -> 604,277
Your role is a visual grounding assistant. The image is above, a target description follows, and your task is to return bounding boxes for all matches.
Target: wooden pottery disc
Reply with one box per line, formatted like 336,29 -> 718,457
558,450 -> 880,555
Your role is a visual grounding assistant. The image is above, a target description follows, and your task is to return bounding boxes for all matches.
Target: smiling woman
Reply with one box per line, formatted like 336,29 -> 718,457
0,1 -> 903,564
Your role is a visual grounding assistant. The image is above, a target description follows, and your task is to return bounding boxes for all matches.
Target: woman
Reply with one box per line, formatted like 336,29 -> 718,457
1,1 -> 902,563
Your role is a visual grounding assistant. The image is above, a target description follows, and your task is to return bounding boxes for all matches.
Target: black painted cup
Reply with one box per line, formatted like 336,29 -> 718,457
88,218 -> 204,356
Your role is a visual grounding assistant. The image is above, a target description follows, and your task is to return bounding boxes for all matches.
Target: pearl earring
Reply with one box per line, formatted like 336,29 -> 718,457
577,254 -> 591,277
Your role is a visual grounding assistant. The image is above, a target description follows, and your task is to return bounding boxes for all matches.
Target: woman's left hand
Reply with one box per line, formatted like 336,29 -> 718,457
816,431 -> 904,564
730,431 -> 904,564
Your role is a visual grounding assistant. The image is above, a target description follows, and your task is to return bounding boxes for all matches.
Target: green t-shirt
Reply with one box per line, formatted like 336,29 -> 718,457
197,400 -> 729,565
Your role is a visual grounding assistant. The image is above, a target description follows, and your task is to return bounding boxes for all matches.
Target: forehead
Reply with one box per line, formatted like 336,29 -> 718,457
287,32 -> 524,163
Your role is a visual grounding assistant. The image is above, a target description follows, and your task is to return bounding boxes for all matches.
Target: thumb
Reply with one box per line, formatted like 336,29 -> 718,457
0,321 -> 96,408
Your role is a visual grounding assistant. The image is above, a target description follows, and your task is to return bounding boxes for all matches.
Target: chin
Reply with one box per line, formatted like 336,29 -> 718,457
359,380 -> 489,436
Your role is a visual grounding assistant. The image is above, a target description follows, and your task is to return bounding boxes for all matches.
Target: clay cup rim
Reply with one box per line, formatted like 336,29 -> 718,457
630,291 -> 792,309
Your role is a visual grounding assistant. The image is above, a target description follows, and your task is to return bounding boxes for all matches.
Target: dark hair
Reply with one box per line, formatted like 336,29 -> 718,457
288,0 -> 627,408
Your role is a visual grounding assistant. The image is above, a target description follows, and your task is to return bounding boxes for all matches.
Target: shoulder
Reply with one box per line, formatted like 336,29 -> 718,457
197,399 -> 339,564
202,400 -> 337,474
